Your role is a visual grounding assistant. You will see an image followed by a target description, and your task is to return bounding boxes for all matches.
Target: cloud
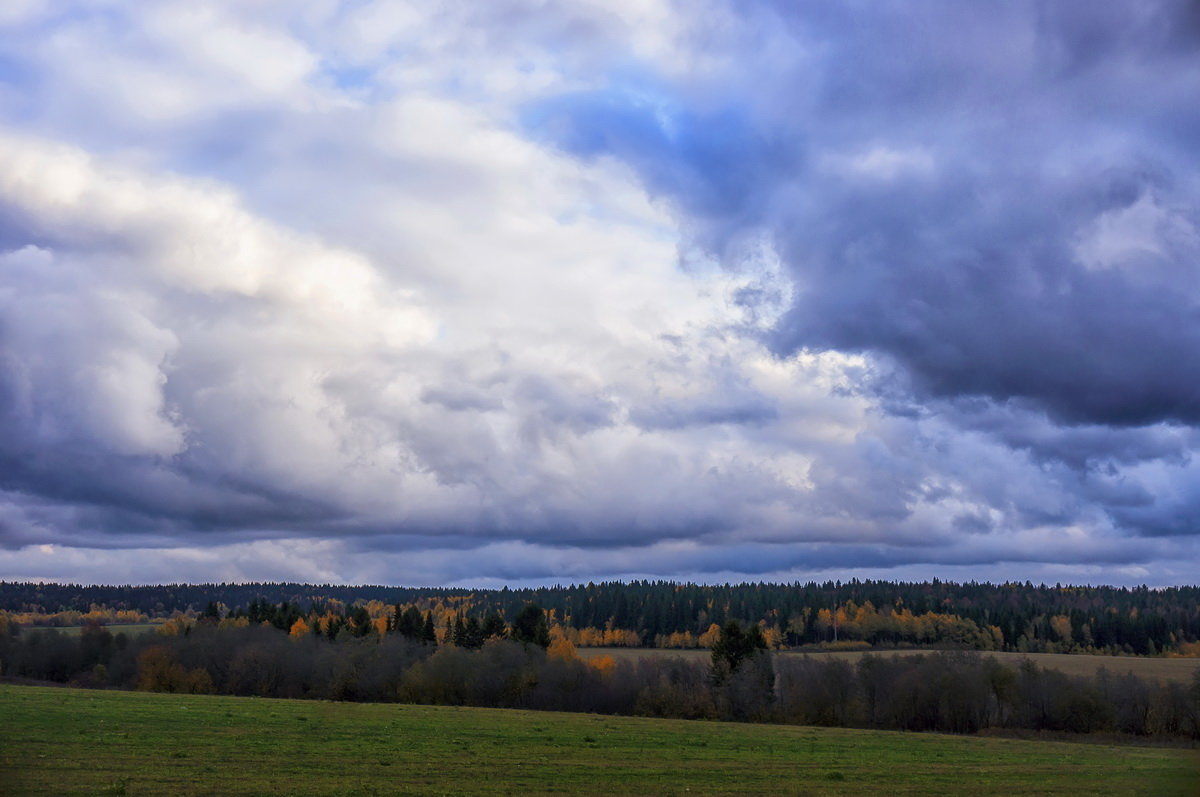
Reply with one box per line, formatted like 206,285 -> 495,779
0,121 -> 831,557
529,2 -> 1200,427
518,3 -> 1200,560
0,1 -> 1197,585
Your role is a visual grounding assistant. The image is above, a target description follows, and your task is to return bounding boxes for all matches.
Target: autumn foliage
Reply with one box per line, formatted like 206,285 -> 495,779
136,646 -> 213,694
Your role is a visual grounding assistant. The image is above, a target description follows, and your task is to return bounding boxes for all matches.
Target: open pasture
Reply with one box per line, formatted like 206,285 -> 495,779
578,647 -> 1200,684
29,623 -> 160,638
1,683 -> 1197,796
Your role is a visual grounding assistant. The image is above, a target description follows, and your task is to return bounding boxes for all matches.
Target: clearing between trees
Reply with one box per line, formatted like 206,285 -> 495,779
578,647 -> 1200,684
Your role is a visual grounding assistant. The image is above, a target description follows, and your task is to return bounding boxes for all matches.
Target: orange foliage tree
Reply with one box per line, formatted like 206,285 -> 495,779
136,646 -> 213,694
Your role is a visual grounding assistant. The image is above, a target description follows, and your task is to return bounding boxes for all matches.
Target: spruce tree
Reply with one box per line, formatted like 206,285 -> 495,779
511,603 -> 551,649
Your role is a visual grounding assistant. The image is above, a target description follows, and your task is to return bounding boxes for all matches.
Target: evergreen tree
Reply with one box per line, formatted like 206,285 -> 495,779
711,620 -> 768,678
396,606 -> 423,640
481,612 -> 507,641
463,615 -> 484,649
350,605 -> 372,637
325,615 -> 344,640
511,604 -> 550,648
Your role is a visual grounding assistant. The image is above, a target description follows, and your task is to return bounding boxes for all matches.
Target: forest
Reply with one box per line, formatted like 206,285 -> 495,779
4,578 -> 1200,741
2,610 -> 1199,741
2,579 -> 1199,655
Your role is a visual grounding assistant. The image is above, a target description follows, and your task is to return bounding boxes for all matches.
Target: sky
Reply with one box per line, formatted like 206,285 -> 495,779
1,1 -> 1199,588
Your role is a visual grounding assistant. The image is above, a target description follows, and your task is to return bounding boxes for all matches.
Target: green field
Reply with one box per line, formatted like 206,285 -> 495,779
578,647 -> 1200,684
0,684 -> 1196,796
33,623 -> 160,637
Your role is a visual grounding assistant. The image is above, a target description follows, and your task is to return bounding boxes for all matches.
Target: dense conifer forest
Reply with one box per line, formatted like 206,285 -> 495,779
2,579 -> 1198,655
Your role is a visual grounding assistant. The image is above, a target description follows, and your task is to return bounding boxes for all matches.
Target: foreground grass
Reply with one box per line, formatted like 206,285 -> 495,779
1,684 -> 1197,796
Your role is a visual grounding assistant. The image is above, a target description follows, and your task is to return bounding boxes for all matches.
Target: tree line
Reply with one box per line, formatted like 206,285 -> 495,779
1,609 -> 1199,741
3,578 -> 1199,655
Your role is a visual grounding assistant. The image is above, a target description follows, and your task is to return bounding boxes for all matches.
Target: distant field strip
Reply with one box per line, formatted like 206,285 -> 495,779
577,647 -> 1200,683
32,623 -> 160,637
23,630 -> 1200,681
1,684 -> 1197,796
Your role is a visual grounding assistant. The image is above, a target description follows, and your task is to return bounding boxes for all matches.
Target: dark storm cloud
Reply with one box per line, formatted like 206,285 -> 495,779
531,0 -> 1200,428
1110,494 -> 1200,537
357,530 -> 1167,585
942,400 -> 1195,471
0,440 -> 346,546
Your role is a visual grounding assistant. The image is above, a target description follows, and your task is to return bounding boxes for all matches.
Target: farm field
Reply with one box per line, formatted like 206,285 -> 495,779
1,683 -> 1197,796
577,647 -> 1200,684
33,623 -> 160,637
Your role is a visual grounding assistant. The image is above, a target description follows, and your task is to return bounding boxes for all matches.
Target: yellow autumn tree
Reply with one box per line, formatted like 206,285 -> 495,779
588,655 -> 617,676
656,631 -> 699,648
814,608 -> 834,640
601,628 -> 640,646
1049,615 -> 1073,642
136,646 -> 213,694
116,609 -> 148,624
315,611 -> 341,635
988,625 -> 1005,650
698,623 -> 722,647
760,625 -> 784,650
576,627 -> 605,646
548,636 -> 578,661
289,617 -> 311,639
1170,640 -> 1200,657
155,616 -> 192,637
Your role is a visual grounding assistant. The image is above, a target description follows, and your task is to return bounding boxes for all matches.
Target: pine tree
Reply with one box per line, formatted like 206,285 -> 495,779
710,620 -> 768,678
481,612 -> 507,641
511,604 -> 551,649
396,606 -> 423,640
463,615 -> 484,649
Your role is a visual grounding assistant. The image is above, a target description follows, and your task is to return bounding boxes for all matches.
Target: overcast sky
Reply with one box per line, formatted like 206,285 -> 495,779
1,1 -> 1199,587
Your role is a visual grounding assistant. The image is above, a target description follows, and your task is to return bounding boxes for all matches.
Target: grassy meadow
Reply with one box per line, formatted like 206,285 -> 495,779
23,628 -> 1200,685
44,623 -> 160,638
1,683 -> 1197,796
577,647 -> 1200,684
